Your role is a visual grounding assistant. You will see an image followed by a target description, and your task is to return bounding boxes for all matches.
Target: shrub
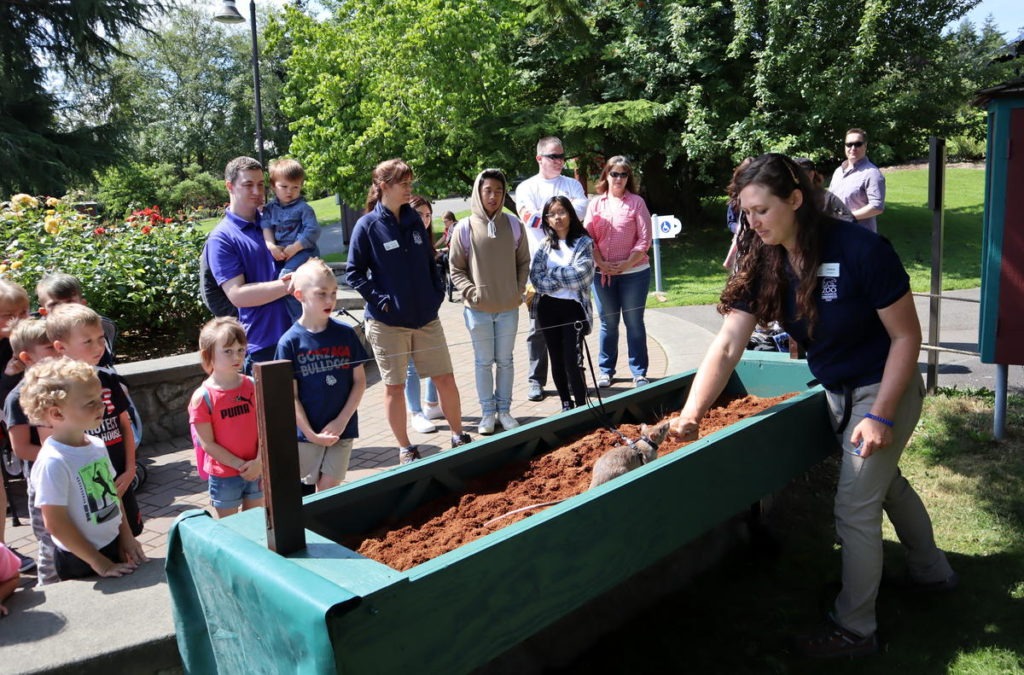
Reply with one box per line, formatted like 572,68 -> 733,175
1,195 -> 207,337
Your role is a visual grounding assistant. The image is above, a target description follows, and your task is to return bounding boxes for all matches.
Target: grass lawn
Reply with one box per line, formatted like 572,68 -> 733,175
654,167 -> 985,306
563,389 -> 1024,673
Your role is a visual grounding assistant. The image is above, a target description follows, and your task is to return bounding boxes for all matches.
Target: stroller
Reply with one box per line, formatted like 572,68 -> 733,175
2,423 -> 25,527
437,250 -> 457,302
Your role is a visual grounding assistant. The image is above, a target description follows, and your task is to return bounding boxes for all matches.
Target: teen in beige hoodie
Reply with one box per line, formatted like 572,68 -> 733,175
449,169 -> 531,434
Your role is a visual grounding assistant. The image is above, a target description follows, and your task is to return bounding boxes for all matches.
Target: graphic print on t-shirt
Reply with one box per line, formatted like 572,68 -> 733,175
79,459 -> 120,525
295,345 -> 353,379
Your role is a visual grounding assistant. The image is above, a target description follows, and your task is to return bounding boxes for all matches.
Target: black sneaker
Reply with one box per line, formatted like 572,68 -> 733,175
561,401 -> 575,412
882,571 -> 959,593
795,619 -> 879,659
451,432 -> 472,449
11,547 -> 36,574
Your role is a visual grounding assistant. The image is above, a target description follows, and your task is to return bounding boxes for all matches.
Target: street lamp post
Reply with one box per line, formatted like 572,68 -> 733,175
214,0 -> 265,167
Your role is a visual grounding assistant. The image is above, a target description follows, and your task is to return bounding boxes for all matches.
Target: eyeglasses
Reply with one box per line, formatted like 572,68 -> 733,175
608,171 -> 629,179
541,153 -> 566,161
845,141 -> 865,148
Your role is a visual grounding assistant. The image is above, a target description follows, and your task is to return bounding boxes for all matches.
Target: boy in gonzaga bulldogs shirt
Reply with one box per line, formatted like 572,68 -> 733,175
276,258 -> 367,492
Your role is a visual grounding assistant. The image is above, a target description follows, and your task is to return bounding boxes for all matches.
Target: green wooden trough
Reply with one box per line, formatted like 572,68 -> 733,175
166,352 -> 837,674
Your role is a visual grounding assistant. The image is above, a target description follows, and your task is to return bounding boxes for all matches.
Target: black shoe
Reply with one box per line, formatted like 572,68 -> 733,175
11,547 -> 36,574
451,432 -> 472,449
527,382 -> 544,401
561,401 -> 575,412
882,571 -> 959,593
794,619 -> 879,659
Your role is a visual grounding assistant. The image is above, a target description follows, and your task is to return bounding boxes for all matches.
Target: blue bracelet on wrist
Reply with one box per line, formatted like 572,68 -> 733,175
864,412 -> 894,428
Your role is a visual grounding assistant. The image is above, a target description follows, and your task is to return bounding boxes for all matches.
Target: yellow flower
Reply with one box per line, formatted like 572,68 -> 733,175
10,260 -> 22,269
45,196 -> 60,207
45,209 -> 55,215
11,193 -> 38,209
44,215 -> 61,235
0,264 -> 8,274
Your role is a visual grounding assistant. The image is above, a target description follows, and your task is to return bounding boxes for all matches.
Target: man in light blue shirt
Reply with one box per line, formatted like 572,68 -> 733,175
829,128 -> 886,232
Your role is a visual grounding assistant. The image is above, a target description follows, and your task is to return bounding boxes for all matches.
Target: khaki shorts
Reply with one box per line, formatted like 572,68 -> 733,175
365,318 -> 453,386
297,438 -> 354,484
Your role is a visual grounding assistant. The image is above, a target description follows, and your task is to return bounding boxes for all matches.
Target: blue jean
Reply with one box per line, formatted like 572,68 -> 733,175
244,344 -> 279,376
463,307 -> 519,415
405,358 -> 439,413
592,267 -> 650,378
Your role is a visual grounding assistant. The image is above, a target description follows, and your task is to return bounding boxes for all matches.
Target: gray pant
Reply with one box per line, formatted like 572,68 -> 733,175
827,376 -> 954,636
526,315 -> 548,386
27,468 -> 58,585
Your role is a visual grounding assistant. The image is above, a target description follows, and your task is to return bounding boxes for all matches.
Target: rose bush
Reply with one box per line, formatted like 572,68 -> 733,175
1,196 -> 207,336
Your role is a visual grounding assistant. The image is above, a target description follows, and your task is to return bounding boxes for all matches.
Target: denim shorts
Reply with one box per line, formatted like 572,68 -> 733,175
209,474 -> 263,510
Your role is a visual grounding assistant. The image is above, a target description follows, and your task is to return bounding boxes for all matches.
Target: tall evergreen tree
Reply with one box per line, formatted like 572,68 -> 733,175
0,0 -> 162,196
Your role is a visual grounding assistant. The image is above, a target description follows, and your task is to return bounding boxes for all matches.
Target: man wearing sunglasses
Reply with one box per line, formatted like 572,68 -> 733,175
515,136 -> 589,402
828,128 -> 886,232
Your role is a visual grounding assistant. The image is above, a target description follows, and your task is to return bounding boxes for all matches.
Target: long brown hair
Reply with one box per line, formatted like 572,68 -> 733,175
364,159 -> 413,213
719,153 -> 823,335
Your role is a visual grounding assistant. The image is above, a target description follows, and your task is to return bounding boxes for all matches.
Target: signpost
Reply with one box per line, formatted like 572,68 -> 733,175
650,214 -> 682,299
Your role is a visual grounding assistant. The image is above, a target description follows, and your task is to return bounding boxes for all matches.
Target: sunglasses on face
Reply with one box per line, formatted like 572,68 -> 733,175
608,171 -> 629,179
541,153 -> 566,160
845,141 -> 865,148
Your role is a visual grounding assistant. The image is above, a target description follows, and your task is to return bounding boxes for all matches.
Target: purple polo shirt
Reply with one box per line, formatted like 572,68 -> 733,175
828,158 -> 885,232
206,209 -> 291,353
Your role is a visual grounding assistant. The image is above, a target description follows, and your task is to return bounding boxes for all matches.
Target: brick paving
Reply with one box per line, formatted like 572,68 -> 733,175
4,297 -> 666,561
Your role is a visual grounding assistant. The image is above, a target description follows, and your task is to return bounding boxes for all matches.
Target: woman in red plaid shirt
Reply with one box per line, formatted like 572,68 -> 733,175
583,156 -> 653,388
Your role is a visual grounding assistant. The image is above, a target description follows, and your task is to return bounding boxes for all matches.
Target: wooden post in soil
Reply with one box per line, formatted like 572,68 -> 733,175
253,360 -> 305,555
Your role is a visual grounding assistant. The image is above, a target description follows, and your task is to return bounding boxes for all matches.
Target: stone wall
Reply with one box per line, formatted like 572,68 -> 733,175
117,352 -> 206,443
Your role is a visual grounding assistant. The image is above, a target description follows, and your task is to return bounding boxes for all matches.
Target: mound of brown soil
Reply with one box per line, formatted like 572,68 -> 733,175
353,393 -> 796,570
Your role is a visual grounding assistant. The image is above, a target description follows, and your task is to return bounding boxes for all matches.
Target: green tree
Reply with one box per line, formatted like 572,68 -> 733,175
0,0 -> 162,196
103,4 -> 289,177
279,0 -> 992,219
280,0 -> 527,206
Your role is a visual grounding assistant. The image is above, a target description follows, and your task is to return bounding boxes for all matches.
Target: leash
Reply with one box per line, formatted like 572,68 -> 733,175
577,320 -> 633,446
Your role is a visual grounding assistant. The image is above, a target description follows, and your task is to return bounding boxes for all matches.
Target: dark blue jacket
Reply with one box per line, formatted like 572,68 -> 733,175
346,202 -> 443,328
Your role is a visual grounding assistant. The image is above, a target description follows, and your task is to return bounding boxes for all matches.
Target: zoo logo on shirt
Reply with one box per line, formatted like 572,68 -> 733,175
817,262 -> 840,303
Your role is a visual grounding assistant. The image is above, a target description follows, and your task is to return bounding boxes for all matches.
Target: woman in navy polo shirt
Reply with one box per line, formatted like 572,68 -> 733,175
669,153 -> 956,659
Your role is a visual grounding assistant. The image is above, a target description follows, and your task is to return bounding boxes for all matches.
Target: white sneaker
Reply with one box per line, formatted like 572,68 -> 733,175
410,412 -> 437,434
422,402 -> 444,420
497,411 -> 520,430
478,412 -> 497,435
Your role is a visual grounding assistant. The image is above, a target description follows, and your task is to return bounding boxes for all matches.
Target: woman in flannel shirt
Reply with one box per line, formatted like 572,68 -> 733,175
529,196 -> 595,411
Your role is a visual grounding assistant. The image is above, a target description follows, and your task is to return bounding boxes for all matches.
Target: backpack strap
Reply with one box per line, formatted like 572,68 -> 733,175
200,375 -> 254,414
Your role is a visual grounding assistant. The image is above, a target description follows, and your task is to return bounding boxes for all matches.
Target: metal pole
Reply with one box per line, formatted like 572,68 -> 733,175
994,364 -> 1007,441
926,137 -> 945,393
651,215 -> 663,293
248,0 -> 265,166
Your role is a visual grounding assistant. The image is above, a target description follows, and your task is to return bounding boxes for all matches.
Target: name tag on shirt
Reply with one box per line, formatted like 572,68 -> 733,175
383,240 -> 399,251
818,263 -> 840,277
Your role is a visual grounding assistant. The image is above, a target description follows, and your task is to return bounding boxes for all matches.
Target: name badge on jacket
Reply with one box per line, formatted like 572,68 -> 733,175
383,240 -> 399,251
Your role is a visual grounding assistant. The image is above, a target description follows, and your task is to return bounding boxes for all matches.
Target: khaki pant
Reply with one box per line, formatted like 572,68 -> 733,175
827,375 -> 954,636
